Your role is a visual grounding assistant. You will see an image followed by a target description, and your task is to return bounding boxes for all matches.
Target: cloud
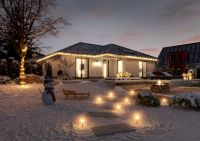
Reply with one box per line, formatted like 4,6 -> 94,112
184,34 -> 200,43
161,0 -> 200,21
138,48 -> 161,57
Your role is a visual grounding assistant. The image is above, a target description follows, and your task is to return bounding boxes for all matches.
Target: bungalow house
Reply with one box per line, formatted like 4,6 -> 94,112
37,42 -> 158,78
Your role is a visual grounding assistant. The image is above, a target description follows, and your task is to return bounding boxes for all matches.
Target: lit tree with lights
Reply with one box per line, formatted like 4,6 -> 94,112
0,0 -> 70,85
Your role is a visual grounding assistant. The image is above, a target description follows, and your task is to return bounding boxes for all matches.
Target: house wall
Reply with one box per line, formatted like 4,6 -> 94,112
41,55 -> 157,78
147,61 -> 157,73
124,59 -> 140,77
88,58 -> 103,77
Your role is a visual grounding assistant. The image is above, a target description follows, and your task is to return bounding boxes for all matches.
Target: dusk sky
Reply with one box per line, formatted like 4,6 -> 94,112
41,0 -> 200,57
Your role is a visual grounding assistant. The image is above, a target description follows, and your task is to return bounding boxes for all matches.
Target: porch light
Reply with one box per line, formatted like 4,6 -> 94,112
93,60 -> 102,67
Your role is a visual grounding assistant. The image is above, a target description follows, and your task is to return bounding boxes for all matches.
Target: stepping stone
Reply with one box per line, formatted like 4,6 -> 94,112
92,123 -> 136,136
86,112 -> 119,118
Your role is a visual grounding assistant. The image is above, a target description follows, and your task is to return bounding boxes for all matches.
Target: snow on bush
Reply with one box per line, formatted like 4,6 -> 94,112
169,93 -> 200,110
135,91 -> 160,107
0,75 -> 11,84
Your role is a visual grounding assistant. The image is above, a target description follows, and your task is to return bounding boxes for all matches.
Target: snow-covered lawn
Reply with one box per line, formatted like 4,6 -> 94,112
0,81 -> 200,141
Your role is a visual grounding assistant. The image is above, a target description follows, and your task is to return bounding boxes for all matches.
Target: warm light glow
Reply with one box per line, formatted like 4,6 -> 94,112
95,96 -> 104,104
103,62 -> 107,78
116,104 -> 121,112
93,61 -> 102,67
76,59 -> 82,78
129,90 -> 136,96
157,80 -> 163,86
161,98 -> 168,105
107,92 -> 115,99
117,60 -> 123,73
134,113 -> 141,124
80,118 -> 85,127
20,46 -> 28,85
124,97 -> 130,104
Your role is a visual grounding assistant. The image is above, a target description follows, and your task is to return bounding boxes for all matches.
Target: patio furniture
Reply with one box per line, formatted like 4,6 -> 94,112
63,89 -> 90,99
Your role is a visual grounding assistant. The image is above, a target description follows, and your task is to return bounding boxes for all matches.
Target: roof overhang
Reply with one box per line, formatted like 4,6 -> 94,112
36,52 -> 158,62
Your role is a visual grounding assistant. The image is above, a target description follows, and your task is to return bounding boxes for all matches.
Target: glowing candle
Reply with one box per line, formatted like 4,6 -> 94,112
124,97 -> 130,104
116,104 -> 121,112
108,92 -> 114,99
134,114 -> 140,124
80,118 -> 85,127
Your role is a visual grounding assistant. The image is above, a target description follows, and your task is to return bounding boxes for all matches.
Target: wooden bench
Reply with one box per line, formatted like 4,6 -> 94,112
63,89 -> 90,99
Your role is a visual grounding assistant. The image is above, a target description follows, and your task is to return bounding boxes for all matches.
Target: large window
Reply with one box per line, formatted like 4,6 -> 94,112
76,58 -> 88,78
117,60 -> 123,73
139,61 -> 147,77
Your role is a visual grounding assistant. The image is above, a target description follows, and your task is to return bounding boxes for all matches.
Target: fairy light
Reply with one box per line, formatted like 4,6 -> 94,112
37,52 -> 158,63
20,46 -> 28,85
161,98 -> 168,105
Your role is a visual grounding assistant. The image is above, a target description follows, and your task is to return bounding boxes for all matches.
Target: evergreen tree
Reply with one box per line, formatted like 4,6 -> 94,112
0,59 -> 8,76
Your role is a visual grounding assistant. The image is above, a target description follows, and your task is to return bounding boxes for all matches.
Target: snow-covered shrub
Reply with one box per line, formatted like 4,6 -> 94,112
0,75 -> 11,84
57,72 -> 74,80
0,59 -> 8,76
25,74 -> 43,83
169,93 -> 200,110
135,91 -> 160,107
189,81 -> 200,87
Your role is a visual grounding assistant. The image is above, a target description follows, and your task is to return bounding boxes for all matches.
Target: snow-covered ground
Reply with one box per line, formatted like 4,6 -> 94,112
0,81 -> 200,141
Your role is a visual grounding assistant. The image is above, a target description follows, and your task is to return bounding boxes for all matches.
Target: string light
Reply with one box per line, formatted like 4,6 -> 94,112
20,46 -> 27,85
37,52 -> 158,63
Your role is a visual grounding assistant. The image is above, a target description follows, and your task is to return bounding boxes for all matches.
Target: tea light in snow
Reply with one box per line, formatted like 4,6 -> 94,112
124,97 -> 130,104
161,98 -> 168,105
116,104 -> 121,112
95,96 -> 103,104
108,92 -> 114,99
80,118 -> 85,127
129,90 -> 136,96
134,113 -> 141,124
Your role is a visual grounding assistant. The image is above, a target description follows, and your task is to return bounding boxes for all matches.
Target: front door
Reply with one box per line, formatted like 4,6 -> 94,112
76,58 -> 88,78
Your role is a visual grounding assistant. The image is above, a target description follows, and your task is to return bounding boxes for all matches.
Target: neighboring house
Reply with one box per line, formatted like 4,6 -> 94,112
37,42 -> 158,78
158,42 -> 200,78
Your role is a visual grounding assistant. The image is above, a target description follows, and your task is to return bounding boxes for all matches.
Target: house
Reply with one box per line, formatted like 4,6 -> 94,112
158,42 -> 200,78
37,42 -> 158,78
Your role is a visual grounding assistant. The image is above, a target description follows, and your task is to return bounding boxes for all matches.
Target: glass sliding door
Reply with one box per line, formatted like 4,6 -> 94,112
139,61 -> 147,77
103,60 -> 108,78
76,58 -> 88,78
117,60 -> 123,73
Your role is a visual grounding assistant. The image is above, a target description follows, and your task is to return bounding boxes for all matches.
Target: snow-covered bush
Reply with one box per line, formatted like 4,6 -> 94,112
169,93 -> 200,110
25,74 -> 43,83
135,91 -> 160,107
189,81 -> 200,87
25,61 -> 36,74
0,75 -> 11,84
0,59 -> 8,76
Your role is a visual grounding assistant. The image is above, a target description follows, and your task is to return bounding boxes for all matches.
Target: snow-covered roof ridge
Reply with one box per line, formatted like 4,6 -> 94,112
57,42 -> 157,59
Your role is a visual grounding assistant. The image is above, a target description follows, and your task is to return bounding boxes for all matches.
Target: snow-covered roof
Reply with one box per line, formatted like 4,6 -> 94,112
58,42 -> 157,59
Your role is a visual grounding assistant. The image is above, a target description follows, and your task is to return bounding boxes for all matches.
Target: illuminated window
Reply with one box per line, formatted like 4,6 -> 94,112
139,61 -> 146,77
103,60 -> 107,78
117,60 -> 123,73
76,58 -> 88,78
